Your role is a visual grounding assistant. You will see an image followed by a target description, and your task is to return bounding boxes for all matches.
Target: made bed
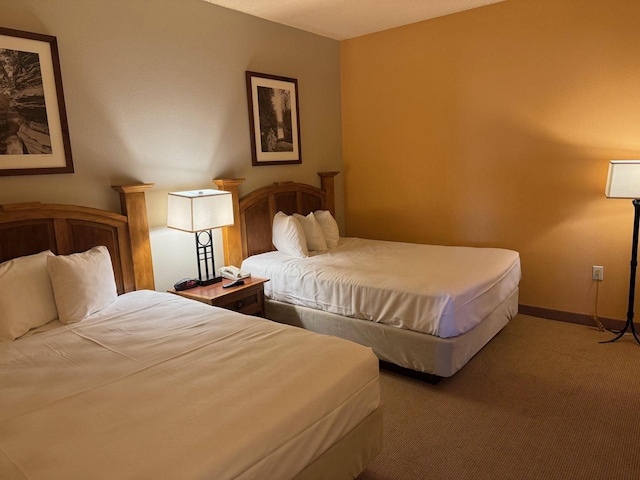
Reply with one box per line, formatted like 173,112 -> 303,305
0,184 -> 382,480
215,173 -> 521,379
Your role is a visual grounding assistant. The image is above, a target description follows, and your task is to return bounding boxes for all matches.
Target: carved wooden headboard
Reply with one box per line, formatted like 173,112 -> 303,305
214,172 -> 339,267
0,184 -> 155,294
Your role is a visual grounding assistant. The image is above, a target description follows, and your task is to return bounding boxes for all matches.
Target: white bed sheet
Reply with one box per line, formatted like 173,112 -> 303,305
0,290 -> 380,480
242,237 -> 521,338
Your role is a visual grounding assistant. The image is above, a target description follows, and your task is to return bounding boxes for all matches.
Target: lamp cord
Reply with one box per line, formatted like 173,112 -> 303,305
593,280 -> 605,331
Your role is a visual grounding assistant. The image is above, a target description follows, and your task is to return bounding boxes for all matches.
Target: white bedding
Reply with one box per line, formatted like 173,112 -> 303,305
242,237 -> 521,338
0,290 -> 380,480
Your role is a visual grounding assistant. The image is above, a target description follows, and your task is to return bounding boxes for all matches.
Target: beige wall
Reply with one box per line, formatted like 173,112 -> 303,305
0,0 -> 343,291
341,0 -> 640,320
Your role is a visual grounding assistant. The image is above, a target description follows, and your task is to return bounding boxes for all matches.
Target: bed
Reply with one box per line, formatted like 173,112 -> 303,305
214,173 -> 521,379
0,184 -> 382,480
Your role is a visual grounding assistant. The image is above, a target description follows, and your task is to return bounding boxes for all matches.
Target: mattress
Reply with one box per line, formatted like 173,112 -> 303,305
242,237 -> 521,338
0,290 -> 380,480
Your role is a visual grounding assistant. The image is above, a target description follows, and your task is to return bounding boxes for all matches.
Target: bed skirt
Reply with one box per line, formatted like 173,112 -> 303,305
293,405 -> 383,480
265,287 -> 519,378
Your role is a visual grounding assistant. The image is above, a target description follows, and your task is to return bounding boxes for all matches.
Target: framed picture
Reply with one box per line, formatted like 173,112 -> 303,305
0,27 -> 73,176
245,71 -> 302,166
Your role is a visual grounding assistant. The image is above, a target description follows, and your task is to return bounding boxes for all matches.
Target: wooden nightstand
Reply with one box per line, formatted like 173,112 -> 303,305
168,277 -> 269,317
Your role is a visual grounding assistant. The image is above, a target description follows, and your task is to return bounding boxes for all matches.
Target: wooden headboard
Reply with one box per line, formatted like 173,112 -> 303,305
0,184 -> 155,294
214,172 -> 339,267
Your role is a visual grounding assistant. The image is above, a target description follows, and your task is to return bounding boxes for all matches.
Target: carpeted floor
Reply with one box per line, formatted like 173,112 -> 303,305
357,314 -> 640,480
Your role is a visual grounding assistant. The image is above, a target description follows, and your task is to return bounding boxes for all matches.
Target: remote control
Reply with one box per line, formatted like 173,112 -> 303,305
222,279 -> 245,289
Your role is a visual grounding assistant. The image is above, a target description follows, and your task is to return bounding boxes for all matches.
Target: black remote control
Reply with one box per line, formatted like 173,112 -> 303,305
222,279 -> 245,289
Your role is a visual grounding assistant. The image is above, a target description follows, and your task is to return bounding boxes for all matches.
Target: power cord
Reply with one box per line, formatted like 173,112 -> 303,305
592,279 -> 605,331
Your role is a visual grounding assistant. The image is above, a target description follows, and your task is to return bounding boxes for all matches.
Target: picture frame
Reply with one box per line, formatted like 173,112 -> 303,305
0,27 -> 73,176
245,71 -> 302,166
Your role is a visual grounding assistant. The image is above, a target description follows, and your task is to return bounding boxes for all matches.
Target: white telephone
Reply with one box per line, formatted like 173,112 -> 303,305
219,265 -> 251,280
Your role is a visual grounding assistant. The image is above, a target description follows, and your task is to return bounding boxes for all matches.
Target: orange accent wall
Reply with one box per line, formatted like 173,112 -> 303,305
340,0 -> 640,320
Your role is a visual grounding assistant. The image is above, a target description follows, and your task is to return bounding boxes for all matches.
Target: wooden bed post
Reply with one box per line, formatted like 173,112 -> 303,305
213,178 -> 245,268
111,184 -> 155,291
318,171 -> 339,217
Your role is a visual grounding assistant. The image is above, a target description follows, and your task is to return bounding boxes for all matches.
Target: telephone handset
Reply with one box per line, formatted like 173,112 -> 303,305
219,266 -> 250,280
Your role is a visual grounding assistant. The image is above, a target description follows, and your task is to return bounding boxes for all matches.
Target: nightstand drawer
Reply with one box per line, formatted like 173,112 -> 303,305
214,290 -> 261,315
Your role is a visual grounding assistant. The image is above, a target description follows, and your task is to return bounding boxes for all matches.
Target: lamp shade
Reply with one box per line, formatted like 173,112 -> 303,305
167,189 -> 234,232
605,160 -> 640,199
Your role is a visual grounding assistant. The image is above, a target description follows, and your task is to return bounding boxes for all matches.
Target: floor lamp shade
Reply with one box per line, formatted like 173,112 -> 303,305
167,189 -> 234,232
167,189 -> 234,286
605,161 -> 640,199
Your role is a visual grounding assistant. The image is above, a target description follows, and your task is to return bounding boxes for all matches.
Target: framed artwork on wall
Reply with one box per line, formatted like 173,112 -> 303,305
245,71 -> 302,166
0,27 -> 73,176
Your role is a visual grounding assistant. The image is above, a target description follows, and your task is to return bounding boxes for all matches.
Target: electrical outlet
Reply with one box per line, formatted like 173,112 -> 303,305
592,266 -> 604,281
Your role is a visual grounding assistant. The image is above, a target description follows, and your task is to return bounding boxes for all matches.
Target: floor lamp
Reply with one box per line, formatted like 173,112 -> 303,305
167,189 -> 234,285
604,160 -> 640,344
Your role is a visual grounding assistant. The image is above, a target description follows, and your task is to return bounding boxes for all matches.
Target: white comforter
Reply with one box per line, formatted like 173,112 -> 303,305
0,290 -> 380,480
242,238 -> 521,338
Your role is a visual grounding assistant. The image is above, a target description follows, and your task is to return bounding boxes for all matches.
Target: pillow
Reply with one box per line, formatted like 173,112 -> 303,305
293,212 -> 328,252
272,211 -> 309,258
47,246 -> 118,324
314,210 -> 340,248
0,250 -> 58,341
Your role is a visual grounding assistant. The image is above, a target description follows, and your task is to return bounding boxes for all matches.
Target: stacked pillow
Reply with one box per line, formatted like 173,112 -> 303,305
272,210 -> 340,258
0,246 -> 118,341
48,246 -> 118,324
272,212 -> 309,258
293,212 -> 327,252
313,210 -> 340,248
0,250 -> 58,341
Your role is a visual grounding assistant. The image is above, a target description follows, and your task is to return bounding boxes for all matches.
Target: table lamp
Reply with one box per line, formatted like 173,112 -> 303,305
167,189 -> 234,285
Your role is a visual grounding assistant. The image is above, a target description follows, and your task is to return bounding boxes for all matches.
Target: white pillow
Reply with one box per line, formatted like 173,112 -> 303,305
0,250 -> 58,341
314,210 -> 340,248
47,246 -> 118,324
272,211 -> 309,258
293,212 -> 328,252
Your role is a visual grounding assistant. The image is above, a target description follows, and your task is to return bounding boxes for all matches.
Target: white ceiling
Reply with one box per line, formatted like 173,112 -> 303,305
204,0 -> 505,40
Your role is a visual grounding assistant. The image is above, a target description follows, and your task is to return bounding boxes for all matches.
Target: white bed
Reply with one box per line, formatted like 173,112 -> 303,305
0,290 -> 380,480
242,237 -> 521,338
0,187 -> 382,480
215,173 -> 521,379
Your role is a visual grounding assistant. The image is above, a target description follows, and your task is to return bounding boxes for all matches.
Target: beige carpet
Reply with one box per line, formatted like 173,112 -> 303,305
357,314 -> 640,480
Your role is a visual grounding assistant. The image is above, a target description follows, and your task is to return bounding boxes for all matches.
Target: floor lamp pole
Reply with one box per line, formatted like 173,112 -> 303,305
602,198 -> 640,345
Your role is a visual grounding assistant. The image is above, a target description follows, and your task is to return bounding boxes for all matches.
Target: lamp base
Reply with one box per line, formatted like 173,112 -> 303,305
601,318 -> 640,345
198,276 -> 223,286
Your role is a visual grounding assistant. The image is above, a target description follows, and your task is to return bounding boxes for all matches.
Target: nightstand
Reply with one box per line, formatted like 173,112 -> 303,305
168,277 -> 269,317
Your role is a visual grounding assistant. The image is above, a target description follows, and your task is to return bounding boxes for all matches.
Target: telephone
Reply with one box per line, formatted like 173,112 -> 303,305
219,266 -> 251,280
